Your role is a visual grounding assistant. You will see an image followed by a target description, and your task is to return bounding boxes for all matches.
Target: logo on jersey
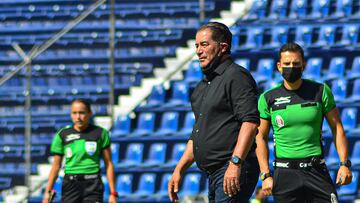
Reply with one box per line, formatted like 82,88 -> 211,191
274,96 -> 291,105
85,141 -> 97,156
275,115 -> 284,128
330,193 -> 338,203
65,133 -> 80,142
65,148 -> 72,158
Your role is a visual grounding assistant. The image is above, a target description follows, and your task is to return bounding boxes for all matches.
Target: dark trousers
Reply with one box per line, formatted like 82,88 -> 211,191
273,165 -> 338,203
207,152 -> 260,203
62,174 -> 104,203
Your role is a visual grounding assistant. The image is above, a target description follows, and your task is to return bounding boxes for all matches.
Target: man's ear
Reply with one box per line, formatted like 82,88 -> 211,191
220,42 -> 229,54
302,61 -> 307,71
277,61 -> 282,73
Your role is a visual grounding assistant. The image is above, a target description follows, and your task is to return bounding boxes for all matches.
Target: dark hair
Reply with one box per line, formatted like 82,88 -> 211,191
198,22 -> 232,54
71,98 -> 92,112
278,42 -> 305,61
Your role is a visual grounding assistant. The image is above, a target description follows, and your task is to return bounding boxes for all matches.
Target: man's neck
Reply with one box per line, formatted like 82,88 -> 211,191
283,78 -> 302,90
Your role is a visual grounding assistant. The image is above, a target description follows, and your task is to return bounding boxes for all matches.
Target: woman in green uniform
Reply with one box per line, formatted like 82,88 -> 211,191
256,43 -> 352,203
43,99 -> 117,203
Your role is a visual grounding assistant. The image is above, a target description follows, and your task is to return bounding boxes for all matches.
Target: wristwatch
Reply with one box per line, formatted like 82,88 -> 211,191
230,155 -> 243,166
340,160 -> 352,168
260,172 -> 272,181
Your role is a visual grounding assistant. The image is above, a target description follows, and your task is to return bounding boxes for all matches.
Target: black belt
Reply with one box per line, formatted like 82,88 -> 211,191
64,173 -> 101,181
274,157 -> 325,169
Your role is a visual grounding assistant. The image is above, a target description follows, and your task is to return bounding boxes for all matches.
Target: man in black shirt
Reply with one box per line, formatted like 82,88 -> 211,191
168,22 -> 260,203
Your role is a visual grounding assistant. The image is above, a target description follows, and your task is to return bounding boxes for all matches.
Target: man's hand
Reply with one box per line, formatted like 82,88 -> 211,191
262,177 -> 273,196
109,194 -> 118,203
336,166 -> 352,185
42,192 -> 50,203
168,171 -> 182,202
223,163 -> 241,197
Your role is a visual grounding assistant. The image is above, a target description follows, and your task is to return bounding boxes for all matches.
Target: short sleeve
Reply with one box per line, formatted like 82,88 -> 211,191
101,128 -> 111,149
258,93 -> 271,120
322,83 -> 336,114
50,133 -> 64,155
228,69 -> 260,124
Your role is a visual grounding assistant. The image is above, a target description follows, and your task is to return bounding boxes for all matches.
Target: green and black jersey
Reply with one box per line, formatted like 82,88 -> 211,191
258,79 -> 336,159
50,124 -> 111,174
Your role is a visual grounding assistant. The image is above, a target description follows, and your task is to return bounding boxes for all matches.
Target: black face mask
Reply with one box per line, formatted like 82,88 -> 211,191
281,67 -> 303,83
201,51 -> 222,76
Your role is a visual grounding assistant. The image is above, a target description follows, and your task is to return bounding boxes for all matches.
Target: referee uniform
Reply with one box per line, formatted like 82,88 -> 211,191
50,124 -> 111,203
258,79 -> 338,202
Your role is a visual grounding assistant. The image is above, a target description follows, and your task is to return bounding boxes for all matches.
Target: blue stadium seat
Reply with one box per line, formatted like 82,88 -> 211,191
142,85 -> 166,108
313,25 -> 336,47
323,57 -> 346,81
303,58 -> 323,81
337,171 -> 358,196
117,143 -> 144,168
346,79 -> 360,102
112,115 -> 131,137
53,176 -> 62,196
163,82 -> 190,108
102,176 -> 110,200
265,26 -> 288,49
184,61 -> 202,83
310,0 -> 331,19
347,57 -> 360,79
129,112 -> 156,137
243,27 -> 264,50
263,79 -> 281,91
268,0 -> 289,19
289,0 -> 308,19
254,58 -> 274,83
341,108 -> 358,132
154,173 -> 172,198
234,58 -> 250,70
0,177 -> 11,190
153,112 -> 179,136
132,173 -> 156,197
111,143 -> 120,165
178,173 -> 202,197
142,143 -> 167,167
177,112 -> 195,136
351,141 -> 360,167
295,25 -> 314,47
333,0 -> 353,18
164,143 -> 187,167
325,143 -> 338,167
268,142 -> 274,170
329,170 -> 336,183
331,79 -> 348,103
117,174 -> 133,197
337,25 -> 359,47
243,0 -> 267,20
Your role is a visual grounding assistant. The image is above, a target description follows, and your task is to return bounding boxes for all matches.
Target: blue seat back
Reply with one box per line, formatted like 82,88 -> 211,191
117,174 -> 133,196
181,173 -> 201,194
304,58 -> 322,80
148,143 -> 167,164
125,143 -> 144,164
136,112 -> 156,132
147,85 -> 166,106
137,173 -> 156,194
331,79 -> 347,102
341,108 -> 358,131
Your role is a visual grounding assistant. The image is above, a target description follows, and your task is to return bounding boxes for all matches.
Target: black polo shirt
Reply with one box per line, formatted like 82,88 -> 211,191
190,58 -> 259,172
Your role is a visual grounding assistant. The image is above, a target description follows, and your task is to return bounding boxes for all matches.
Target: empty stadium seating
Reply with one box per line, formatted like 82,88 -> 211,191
1,0 -> 359,202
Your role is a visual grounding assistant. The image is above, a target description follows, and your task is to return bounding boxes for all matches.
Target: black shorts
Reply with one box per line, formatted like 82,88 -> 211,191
273,164 -> 338,203
62,174 -> 104,203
